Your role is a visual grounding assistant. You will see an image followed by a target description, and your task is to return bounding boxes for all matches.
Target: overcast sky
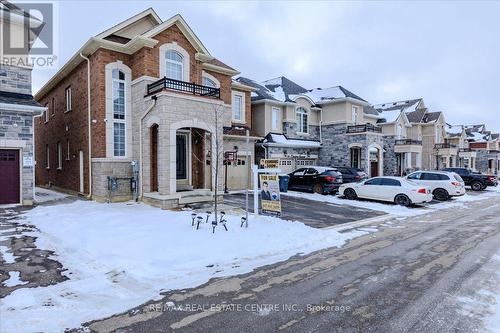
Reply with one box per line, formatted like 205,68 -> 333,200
32,1 -> 500,132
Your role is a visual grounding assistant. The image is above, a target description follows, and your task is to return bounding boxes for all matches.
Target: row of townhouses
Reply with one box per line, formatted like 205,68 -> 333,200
1,7 -> 499,207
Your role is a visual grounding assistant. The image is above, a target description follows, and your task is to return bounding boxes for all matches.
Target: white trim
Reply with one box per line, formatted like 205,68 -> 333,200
105,61 -> 132,158
159,42 -> 190,81
231,90 -> 245,123
65,86 -> 72,112
79,150 -> 84,193
295,106 -> 309,134
0,103 -> 46,113
95,8 -> 162,39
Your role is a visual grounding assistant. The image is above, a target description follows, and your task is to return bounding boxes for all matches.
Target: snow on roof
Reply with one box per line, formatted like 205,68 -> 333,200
377,109 -> 402,123
263,133 -> 321,148
302,86 -> 367,104
372,99 -> 420,112
445,124 -> 463,136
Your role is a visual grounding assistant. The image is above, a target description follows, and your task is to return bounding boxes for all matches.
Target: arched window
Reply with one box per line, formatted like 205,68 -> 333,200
350,147 -> 361,169
112,69 -> 126,157
165,50 -> 183,80
202,76 -> 217,88
296,107 -> 308,133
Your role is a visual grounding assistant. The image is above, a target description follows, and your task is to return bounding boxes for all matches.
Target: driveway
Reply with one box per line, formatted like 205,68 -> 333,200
224,192 -> 386,228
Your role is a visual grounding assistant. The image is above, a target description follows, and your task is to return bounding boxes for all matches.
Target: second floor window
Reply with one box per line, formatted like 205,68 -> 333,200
396,124 -> 403,139
352,105 -> 358,124
202,76 -> 217,88
166,50 -> 183,81
232,92 -> 244,122
112,69 -> 125,120
296,107 -> 308,133
65,87 -> 72,111
44,103 -> 49,122
272,107 -> 280,130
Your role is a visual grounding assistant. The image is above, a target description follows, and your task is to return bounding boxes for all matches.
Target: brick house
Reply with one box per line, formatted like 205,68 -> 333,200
34,8 -> 255,207
0,2 -> 45,205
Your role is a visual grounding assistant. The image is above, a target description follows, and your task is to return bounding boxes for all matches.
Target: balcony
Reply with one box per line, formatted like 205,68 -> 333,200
346,124 -> 382,134
459,148 -> 472,152
395,139 -> 422,146
435,143 -> 458,156
434,143 -> 456,149
146,77 -> 220,99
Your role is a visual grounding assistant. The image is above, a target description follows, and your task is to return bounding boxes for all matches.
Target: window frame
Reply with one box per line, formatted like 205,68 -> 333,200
165,50 -> 184,81
350,147 -> 361,169
66,139 -> 70,161
45,144 -> 50,169
296,107 -> 308,134
65,86 -> 72,112
352,105 -> 358,124
271,107 -> 280,130
57,141 -> 63,170
232,91 -> 245,122
112,69 -> 126,157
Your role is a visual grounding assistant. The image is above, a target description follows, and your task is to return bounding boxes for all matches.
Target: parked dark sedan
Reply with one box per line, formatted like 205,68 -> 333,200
333,166 -> 368,183
288,167 -> 343,194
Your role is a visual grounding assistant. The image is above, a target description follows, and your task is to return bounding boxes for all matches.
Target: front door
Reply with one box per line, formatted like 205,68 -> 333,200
371,162 -> 379,177
0,149 -> 20,204
176,133 -> 188,180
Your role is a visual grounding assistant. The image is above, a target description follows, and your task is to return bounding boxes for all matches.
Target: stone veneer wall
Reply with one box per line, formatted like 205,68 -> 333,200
0,64 -> 32,94
0,110 -> 35,204
91,159 -> 133,202
383,136 -> 397,176
282,122 -> 320,141
318,123 -> 385,174
476,150 -> 499,175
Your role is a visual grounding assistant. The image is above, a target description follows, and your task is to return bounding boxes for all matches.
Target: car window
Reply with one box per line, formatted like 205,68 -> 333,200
438,174 -> 450,180
454,174 -> 464,182
422,173 -> 440,181
407,172 -> 422,180
381,178 -> 401,186
305,168 -> 318,175
364,178 -> 383,186
293,169 -> 306,176
337,167 -> 348,174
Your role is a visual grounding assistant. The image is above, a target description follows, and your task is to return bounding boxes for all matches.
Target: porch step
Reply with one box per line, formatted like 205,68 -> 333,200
178,194 -> 213,205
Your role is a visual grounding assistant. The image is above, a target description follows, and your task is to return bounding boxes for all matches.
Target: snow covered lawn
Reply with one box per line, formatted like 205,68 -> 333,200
282,189 -> 500,217
1,200 -> 365,332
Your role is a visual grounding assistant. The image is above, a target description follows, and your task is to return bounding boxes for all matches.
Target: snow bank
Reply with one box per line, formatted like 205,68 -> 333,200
1,201 -> 364,332
34,187 -> 68,203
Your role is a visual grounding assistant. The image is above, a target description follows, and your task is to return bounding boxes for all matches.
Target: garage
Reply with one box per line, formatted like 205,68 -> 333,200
0,149 -> 20,204
226,156 -> 250,190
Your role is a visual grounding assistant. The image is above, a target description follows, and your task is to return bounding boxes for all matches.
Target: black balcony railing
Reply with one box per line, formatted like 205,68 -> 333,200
346,123 -> 382,134
146,77 -> 220,99
395,139 -> 422,145
435,143 -> 457,149
459,148 -> 472,152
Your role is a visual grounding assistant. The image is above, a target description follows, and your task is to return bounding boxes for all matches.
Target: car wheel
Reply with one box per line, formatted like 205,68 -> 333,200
395,194 -> 411,207
433,188 -> 449,201
313,184 -> 324,194
344,188 -> 358,200
471,181 -> 483,191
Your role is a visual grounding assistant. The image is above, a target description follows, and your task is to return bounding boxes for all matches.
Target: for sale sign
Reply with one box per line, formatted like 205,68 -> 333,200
259,174 -> 281,216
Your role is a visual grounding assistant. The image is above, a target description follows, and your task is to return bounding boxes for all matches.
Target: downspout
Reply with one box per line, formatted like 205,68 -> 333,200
33,111 -> 45,203
79,53 -> 92,198
139,96 -> 157,198
319,108 -> 323,144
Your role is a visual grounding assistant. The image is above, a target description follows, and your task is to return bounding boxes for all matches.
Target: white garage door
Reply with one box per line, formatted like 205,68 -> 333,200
227,157 -> 250,190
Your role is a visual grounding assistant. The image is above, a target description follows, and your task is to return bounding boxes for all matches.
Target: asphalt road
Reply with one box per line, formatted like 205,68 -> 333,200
223,192 -> 386,228
84,194 -> 500,333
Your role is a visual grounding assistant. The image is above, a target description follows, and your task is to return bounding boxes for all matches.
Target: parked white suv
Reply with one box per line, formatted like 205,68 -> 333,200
406,171 -> 465,201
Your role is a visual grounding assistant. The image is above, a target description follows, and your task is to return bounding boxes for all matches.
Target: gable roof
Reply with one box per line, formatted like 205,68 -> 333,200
422,111 -> 442,123
35,10 -> 237,99
465,124 -> 490,142
445,124 -> 464,137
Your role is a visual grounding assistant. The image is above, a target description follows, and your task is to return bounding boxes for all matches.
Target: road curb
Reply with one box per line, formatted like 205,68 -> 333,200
325,214 -> 394,232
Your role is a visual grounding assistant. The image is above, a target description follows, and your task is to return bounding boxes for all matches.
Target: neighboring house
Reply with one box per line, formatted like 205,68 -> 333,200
465,125 -> 500,175
0,2 -> 45,205
401,101 -> 450,170
372,100 -> 423,176
237,76 -> 322,174
444,124 -> 476,170
34,8 -> 252,208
